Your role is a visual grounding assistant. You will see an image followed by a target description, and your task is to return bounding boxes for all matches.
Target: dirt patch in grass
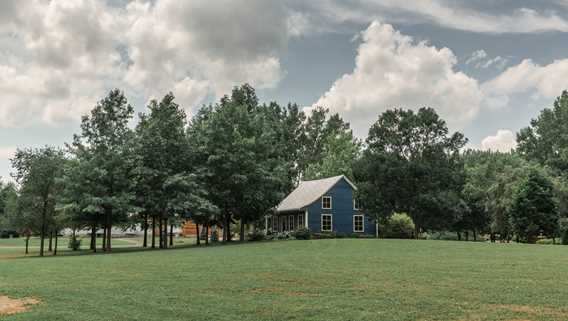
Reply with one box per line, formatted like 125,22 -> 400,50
0,295 -> 41,316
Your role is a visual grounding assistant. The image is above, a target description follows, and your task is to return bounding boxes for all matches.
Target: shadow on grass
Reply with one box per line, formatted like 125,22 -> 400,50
6,239 -> 260,260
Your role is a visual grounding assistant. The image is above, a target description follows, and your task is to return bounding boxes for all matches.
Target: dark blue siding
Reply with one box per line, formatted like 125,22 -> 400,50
306,178 -> 376,235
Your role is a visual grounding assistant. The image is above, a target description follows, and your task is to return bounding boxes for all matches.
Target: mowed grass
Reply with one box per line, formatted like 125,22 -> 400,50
1,239 -> 568,321
0,236 -> 196,258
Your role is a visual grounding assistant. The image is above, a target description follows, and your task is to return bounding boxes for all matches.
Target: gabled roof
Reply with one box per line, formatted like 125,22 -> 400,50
276,175 -> 357,213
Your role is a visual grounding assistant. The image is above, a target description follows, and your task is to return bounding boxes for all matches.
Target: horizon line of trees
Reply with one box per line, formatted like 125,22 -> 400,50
1,85 -> 568,256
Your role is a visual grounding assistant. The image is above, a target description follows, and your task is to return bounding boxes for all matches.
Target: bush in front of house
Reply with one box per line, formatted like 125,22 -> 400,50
247,229 -> 266,242
291,228 -> 311,240
381,213 -> 415,239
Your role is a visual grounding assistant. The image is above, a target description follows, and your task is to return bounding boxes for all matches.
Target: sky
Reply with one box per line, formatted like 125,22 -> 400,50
2,0 -> 568,181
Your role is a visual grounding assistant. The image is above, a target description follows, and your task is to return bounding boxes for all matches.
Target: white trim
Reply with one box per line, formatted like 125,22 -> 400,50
322,196 -> 332,209
321,214 -> 332,232
297,214 -> 304,229
304,210 -> 308,228
353,214 -> 364,233
353,198 -> 359,210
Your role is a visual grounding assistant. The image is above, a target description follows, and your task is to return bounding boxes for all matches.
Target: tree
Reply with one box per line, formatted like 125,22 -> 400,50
134,93 -> 190,249
190,84 -> 291,241
511,169 -> 558,243
517,90 -> 568,176
354,108 -> 467,236
11,147 -> 64,256
69,89 -> 135,252
300,108 -> 359,180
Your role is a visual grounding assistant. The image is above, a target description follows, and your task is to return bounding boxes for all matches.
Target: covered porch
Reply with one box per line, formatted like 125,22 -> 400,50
264,210 -> 308,233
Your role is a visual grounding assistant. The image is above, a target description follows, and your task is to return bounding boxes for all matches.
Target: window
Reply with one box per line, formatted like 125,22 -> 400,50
272,217 -> 278,232
297,214 -> 304,229
321,214 -> 332,232
322,196 -> 332,209
353,198 -> 360,210
289,215 -> 295,231
353,215 -> 364,232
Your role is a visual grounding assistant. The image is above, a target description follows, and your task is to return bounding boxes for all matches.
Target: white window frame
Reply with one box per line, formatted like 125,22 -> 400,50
297,214 -> 304,229
322,196 -> 332,209
353,215 -> 364,233
353,198 -> 359,210
321,214 -> 332,232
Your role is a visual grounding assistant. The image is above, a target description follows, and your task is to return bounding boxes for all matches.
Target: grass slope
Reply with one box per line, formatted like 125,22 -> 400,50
1,239 -> 568,321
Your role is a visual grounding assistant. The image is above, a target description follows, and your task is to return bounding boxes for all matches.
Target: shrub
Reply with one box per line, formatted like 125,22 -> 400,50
247,230 -> 266,242
292,228 -> 311,240
312,232 -> 336,239
559,218 -> 568,245
68,236 -> 81,251
381,213 -> 415,239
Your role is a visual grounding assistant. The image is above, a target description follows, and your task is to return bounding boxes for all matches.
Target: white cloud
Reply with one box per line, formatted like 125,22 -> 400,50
465,50 -> 487,65
465,50 -> 509,70
313,21 -> 483,137
480,129 -> 517,152
0,0 -> 288,127
287,1 -> 568,35
482,58 -> 568,108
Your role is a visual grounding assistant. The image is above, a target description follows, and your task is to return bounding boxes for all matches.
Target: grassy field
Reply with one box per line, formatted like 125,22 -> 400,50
1,239 -> 568,321
0,236 -> 196,258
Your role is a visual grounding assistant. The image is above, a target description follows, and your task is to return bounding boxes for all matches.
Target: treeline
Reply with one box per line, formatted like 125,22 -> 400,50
1,85 -> 568,256
0,85 -> 358,256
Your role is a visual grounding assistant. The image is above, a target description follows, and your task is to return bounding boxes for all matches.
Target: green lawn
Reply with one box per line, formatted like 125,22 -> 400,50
0,236 -> 196,258
1,239 -> 568,321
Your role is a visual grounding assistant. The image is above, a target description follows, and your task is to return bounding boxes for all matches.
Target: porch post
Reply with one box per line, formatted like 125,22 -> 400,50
304,210 -> 308,228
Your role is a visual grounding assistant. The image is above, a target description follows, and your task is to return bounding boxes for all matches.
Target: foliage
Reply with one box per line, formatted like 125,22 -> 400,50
354,108 -> 467,234
68,236 -> 81,251
559,218 -> 568,245
291,227 -> 312,240
511,169 -> 558,243
247,229 -> 266,242
517,90 -> 568,176
380,213 -> 415,239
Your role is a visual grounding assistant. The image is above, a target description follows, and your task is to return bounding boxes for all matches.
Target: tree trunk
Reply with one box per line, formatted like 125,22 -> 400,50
205,225 -> 209,245
240,220 -> 245,242
48,230 -> 53,252
457,231 -> 462,241
225,213 -> 232,242
196,223 -> 200,246
143,213 -> 148,248
159,217 -> 163,249
490,233 -> 496,243
473,229 -> 477,242
102,226 -> 107,251
169,224 -> 174,246
25,234 -> 30,255
151,215 -> 156,249
39,200 -> 47,257
465,231 -> 469,241
553,237 -> 556,245
414,225 -> 420,240
54,232 -> 58,256
90,224 -> 96,251
106,209 -> 112,252
163,217 -> 168,249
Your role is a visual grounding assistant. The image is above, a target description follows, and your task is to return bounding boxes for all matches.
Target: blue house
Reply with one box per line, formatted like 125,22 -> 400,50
266,175 -> 376,236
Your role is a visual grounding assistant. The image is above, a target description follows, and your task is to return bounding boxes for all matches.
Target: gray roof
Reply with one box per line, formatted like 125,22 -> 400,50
276,175 -> 357,213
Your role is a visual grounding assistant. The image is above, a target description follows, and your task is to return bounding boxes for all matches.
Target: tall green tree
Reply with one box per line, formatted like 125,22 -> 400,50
69,89 -> 135,252
134,93 -> 190,249
517,90 -> 568,175
511,169 -> 558,243
190,84 -> 291,241
354,108 -> 467,235
11,147 -> 64,256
